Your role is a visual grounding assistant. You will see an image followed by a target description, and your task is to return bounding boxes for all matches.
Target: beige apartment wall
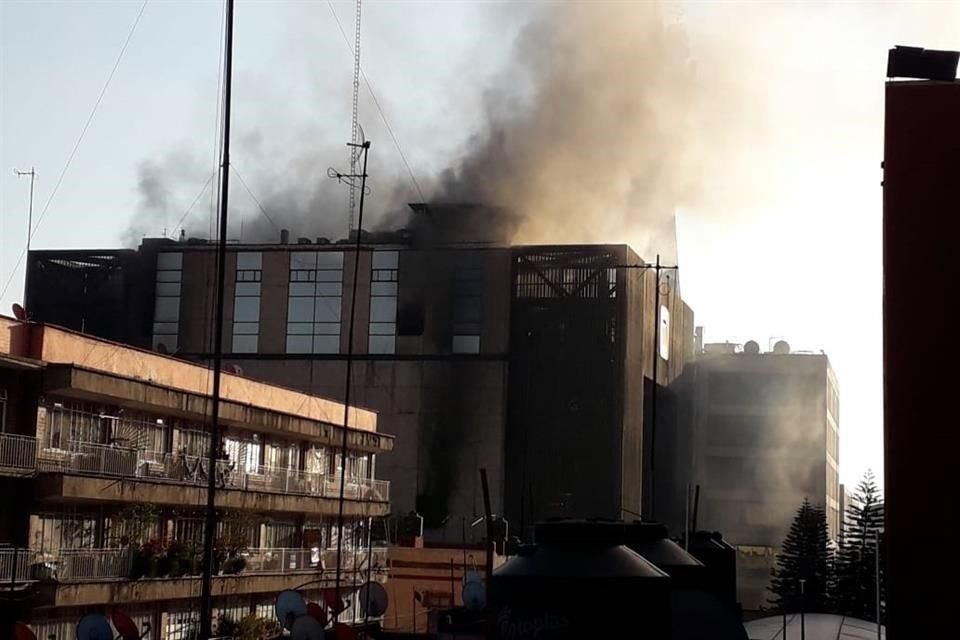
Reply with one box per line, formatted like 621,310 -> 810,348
31,324 -> 378,431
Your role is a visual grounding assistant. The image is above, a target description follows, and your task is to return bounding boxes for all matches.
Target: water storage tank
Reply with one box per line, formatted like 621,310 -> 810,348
490,520 -> 671,639
743,340 -> 760,354
623,522 -> 705,590
625,523 -> 747,640
773,340 -> 791,354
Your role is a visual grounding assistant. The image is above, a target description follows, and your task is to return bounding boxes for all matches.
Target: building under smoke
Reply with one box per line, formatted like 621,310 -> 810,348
661,340 -> 840,610
24,205 -> 696,542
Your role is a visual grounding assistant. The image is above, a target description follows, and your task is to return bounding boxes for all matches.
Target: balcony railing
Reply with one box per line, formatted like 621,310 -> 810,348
21,546 -> 388,583
55,548 -> 133,582
0,547 -> 37,583
36,443 -> 390,504
0,433 -> 37,473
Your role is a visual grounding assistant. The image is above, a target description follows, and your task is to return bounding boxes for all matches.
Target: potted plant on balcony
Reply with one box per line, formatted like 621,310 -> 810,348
130,537 -> 163,579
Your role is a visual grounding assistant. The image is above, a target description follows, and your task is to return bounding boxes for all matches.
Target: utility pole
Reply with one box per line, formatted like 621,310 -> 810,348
328,139 -> 372,624
198,0 -> 234,637
14,167 -> 36,303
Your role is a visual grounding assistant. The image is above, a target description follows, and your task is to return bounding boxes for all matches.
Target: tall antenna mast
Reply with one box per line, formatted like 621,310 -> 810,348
348,0 -> 363,233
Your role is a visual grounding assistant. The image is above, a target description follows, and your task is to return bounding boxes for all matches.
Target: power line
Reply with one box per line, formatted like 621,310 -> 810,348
325,0 -> 426,204
1,0 -> 150,302
173,172 -> 216,235
230,164 -> 282,234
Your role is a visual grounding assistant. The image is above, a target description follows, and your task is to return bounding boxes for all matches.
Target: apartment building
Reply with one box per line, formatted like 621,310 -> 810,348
0,318 -> 392,639
662,341 -> 839,610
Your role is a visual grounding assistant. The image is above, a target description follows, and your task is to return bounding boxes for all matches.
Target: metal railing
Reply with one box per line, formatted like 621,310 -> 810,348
53,548 -> 133,582
37,441 -> 138,477
0,547 -> 36,583
242,547 -> 319,574
0,433 -> 37,473
37,441 -> 390,504
37,545 -> 385,583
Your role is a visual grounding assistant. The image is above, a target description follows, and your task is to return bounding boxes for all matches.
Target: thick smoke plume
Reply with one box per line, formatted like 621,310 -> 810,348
129,2 -> 755,258
429,2 -> 756,259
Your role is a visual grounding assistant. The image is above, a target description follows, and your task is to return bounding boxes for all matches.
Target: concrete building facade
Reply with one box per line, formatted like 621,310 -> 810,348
661,344 -> 840,610
25,231 -> 695,540
0,318 -> 392,639
883,75 -> 960,639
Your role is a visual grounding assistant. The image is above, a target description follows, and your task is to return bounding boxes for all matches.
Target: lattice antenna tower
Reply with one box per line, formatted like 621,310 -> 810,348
348,0 -> 363,232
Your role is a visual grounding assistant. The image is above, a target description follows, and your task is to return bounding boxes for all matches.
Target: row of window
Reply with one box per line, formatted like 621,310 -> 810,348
152,250 -> 485,356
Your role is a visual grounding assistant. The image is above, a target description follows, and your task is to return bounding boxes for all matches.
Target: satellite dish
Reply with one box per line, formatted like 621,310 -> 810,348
306,602 -> 327,626
464,569 -> 482,585
359,581 -> 389,618
276,589 -> 307,631
462,580 -> 486,612
11,303 -> 26,321
333,623 -> 358,640
110,610 -> 140,640
76,614 -> 113,640
290,615 -> 325,640
14,622 -> 36,640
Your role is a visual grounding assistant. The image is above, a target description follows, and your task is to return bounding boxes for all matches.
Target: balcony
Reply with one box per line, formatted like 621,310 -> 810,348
33,441 -> 389,515
0,432 -> 37,476
0,547 -> 36,583
15,545 -> 389,607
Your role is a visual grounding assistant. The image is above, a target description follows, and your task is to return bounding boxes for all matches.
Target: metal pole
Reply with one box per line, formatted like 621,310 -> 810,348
363,516 -> 374,626
783,609 -> 788,640
480,468 -> 494,583
876,531 -> 882,638
649,254 -> 661,520
799,578 -> 806,640
334,140 -> 371,623
199,1 -> 234,636
684,483 -> 691,551
15,167 -> 36,304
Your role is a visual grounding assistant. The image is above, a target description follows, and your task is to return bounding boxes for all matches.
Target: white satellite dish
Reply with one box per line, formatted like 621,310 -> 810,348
464,569 -> 482,585
462,580 -> 486,612
360,581 -> 389,618
290,615 -> 325,640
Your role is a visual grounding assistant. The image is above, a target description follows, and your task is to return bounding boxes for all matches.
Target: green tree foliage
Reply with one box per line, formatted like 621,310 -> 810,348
768,498 -> 831,612
834,470 -> 885,622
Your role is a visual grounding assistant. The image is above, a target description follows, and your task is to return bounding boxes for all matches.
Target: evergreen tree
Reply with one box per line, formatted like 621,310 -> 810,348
834,470 -> 885,621
768,498 -> 831,612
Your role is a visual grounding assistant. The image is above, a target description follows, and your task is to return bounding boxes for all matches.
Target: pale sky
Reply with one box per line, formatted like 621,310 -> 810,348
2,0 -> 959,488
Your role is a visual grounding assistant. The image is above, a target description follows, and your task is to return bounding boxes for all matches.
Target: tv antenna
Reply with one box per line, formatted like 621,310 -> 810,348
347,0 -> 363,233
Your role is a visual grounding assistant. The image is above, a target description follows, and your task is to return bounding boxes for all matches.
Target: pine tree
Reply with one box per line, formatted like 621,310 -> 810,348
768,498 -> 831,612
834,470 -> 885,621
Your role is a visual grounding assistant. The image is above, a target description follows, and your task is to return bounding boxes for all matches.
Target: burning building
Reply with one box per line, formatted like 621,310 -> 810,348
24,205 -> 696,541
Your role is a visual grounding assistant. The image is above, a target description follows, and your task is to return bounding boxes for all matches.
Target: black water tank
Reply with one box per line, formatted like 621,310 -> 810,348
626,523 -> 746,640
624,522 -> 706,591
490,520 -> 671,639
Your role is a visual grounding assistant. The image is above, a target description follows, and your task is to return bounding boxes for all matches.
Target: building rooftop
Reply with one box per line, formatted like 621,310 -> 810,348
0,315 -> 386,437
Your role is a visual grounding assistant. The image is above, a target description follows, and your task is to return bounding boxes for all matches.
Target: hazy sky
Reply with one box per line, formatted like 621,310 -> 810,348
2,1 -> 959,487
